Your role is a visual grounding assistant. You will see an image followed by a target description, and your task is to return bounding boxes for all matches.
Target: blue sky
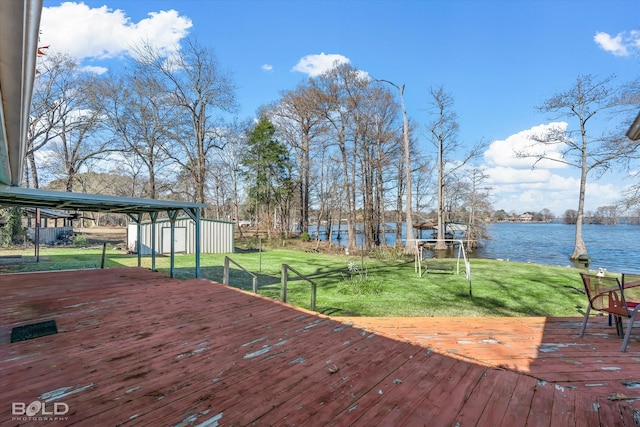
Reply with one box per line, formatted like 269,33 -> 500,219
40,0 -> 640,215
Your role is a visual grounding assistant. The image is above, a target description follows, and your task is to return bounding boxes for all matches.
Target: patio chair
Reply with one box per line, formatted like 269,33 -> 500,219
579,273 -> 640,352
622,273 -> 640,308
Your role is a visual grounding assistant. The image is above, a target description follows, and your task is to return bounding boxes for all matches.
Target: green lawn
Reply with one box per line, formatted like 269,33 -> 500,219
0,246 -> 591,318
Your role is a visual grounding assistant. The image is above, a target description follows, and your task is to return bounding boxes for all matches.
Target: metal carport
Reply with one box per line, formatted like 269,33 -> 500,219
0,0 -> 206,278
0,185 -> 206,277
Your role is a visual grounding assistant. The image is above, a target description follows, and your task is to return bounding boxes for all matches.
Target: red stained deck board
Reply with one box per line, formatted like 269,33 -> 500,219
117,324 -> 380,425
499,373 -> 538,425
475,369 -> 528,426
2,268 -> 640,426
338,315 -> 640,409
574,392 -> 603,427
526,379 -> 555,426
453,366 -> 511,424
228,340 -> 424,426
374,361 -> 487,426
550,383 -> 578,426
596,397 -> 629,427
323,351 -> 461,426
233,333 -> 411,422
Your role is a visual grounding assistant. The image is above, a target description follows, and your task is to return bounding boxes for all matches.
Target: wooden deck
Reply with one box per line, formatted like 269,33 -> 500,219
335,317 -> 640,406
1,268 -> 640,426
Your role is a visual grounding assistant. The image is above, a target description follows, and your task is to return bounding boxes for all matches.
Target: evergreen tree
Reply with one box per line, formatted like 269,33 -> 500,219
242,116 -> 294,237
1,207 -> 24,247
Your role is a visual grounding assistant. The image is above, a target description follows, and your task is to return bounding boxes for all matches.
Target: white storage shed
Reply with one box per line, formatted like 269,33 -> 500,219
127,217 -> 234,255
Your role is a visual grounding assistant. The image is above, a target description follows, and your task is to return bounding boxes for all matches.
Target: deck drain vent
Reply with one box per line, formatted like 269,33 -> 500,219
11,320 -> 58,343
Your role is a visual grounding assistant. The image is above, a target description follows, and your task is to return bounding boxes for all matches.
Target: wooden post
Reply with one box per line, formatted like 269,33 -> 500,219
101,242 -> 107,269
35,208 -> 40,262
280,264 -> 288,303
223,256 -> 230,285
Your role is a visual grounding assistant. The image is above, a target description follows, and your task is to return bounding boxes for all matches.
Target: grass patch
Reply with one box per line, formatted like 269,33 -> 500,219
0,246 -> 593,318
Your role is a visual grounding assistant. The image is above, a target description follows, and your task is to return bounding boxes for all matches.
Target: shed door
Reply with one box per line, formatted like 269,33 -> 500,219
162,227 -> 186,254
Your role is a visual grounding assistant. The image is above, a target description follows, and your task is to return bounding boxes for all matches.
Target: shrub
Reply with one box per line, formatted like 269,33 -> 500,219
72,233 -> 89,247
336,276 -> 384,295
335,261 -> 384,295
300,232 -> 311,242
368,247 -> 407,260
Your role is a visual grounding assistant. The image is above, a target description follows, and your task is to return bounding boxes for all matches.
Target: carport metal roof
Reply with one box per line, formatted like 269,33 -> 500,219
0,185 -> 205,216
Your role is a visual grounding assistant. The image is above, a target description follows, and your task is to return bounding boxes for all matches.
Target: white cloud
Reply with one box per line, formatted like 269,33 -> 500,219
80,65 -> 108,75
482,123 -> 625,215
262,64 -> 273,72
40,2 -> 192,61
488,170 -> 622,215
291,52 -> 350,77
594,30 -> 640,57
486,166 -> 553,186
484,122 -> 568,169
633,30 -> 640,49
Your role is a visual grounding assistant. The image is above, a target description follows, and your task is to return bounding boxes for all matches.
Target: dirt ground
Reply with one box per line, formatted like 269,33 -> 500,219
75,227 -> 128,246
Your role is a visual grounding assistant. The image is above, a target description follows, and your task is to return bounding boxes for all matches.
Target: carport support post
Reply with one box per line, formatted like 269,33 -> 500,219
182,207 -> 202,279
134,214 -> 142,267
168,210 -> 178,278
195,208 -> 201,278
150,212 -> 158,272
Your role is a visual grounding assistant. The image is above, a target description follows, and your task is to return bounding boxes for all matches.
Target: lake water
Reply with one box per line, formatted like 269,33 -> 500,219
478,222 -> 640,274
309,222 -> 640,273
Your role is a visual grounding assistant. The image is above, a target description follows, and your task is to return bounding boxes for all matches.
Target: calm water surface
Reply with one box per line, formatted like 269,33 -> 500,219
310,222 -> 640,273
478,222 -> 640,274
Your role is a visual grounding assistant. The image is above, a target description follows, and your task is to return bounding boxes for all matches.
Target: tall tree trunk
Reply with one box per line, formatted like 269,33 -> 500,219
301,134 -> 310,234
435,129 -> 447,250
28,153 -> 39,188
399,85 -> 415,254
571,132 -> 589,259
339,138 -> 356,251
395,157 -> 404,248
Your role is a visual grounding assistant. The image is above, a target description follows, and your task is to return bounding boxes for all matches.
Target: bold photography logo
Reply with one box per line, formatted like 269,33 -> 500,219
12,400 -> 69,420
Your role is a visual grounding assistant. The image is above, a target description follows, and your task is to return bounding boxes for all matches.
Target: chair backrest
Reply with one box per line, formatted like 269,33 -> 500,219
580,273 -> 628,316
622,273 -> 640,303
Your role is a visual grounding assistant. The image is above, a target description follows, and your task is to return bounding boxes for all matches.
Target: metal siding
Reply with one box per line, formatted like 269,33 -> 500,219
129,218 -> 233,255
26,226 -> 73,244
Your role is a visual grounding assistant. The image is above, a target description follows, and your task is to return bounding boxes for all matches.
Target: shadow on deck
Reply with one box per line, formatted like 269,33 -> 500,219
1,268 -> 639,425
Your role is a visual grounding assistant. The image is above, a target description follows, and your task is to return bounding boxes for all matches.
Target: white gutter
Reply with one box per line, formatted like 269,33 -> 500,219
0,0 -> 43,186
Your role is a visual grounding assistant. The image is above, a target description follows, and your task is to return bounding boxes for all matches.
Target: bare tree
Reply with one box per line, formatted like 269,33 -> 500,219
311,63 -> 361,250
521,74 -> 640,259
270,84 -> 327,234
377,79 -> 416,253
461,167 -> 492,249
36,62 -> 115,192
593,205 -> 619,225
133,38 -> 238,214
26,52 -> 77,188
211,119 -> 251,229
90,68 -> 177,199
426,86 -> 485,250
